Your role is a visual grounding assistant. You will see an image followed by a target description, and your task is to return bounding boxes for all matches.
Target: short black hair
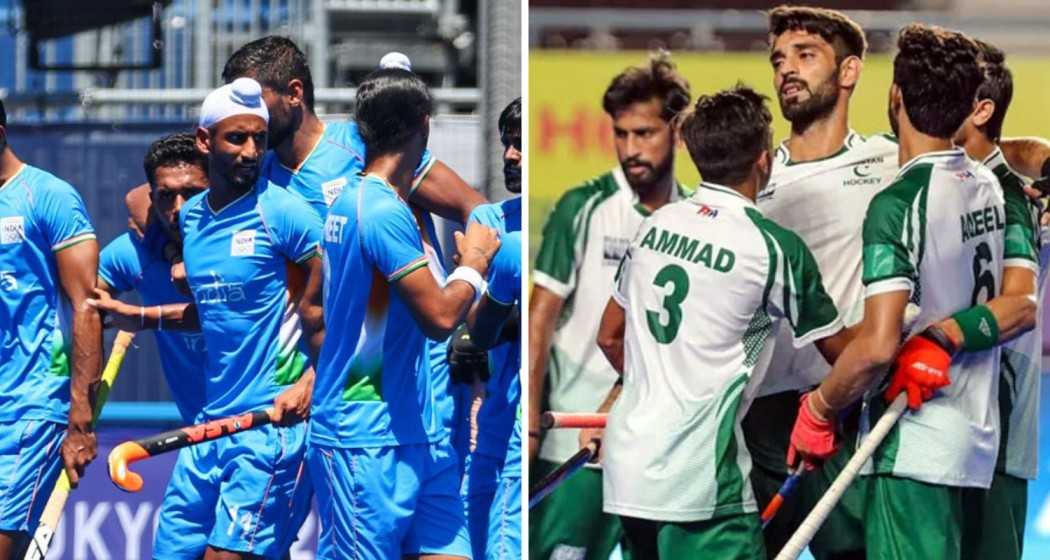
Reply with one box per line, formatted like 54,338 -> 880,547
679,84 -> 772,186
602,51 -> 690,122
768,5 -> 868,62
222,36 -> 315,111
0,98 -> 6,128
355,68 -> 433,157
972,39 -> 1012,143
893,24 -> 981,139
499,97 -> 521,139
143,133 -> 207,187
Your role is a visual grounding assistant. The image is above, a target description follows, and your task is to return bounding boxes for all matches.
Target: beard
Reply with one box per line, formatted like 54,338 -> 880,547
621,153 -> 673,193
227,164 -> 260,190
267,117 -> 295,150
779,74 -> 838,128
503,161 -> 521,193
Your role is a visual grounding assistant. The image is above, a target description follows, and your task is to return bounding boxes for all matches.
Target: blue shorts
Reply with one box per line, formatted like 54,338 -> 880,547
0,420 -> 64,532
308,439 -> 471,559
486,473 -> 520,560
153,422 -> 311,559
462,451 -> 501,559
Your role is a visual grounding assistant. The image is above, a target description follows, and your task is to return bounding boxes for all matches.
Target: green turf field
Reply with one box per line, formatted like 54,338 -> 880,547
528,50 -> 1050,263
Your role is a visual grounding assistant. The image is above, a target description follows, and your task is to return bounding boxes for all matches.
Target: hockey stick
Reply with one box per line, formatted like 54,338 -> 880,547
761,465 -> 806,529
528,439 -> 600,509
540,412 -> 607,430
774,394 -> 908,560
108,408 -> 274,492
25,330 -> 136,560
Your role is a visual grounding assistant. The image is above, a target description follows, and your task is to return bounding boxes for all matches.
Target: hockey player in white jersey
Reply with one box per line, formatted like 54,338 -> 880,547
749,8 -> 1050,558
952,38 -> 1047,560
528,53 -> 692,559
788,25 -> 1037,560
749,9 -> 890,556
588,85 -> 856,559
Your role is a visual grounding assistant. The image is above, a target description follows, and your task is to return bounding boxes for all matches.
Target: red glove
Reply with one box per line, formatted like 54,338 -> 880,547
885,326 -> 956,410
787,391 -> 838,470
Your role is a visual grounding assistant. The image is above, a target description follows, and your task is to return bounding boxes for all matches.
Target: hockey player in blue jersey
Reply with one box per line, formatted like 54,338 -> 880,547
90,78 -> 324,559
309,68 -> 500,559
0,99 -> 102,556
456,97 -> 523,559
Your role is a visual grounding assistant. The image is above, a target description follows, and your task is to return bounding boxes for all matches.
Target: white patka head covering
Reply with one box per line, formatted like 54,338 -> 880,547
198,77 -> 269,129
379,51 -> 412,71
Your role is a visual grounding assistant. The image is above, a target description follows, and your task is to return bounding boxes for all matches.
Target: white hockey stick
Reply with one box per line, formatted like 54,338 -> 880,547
774,394 -> 908,560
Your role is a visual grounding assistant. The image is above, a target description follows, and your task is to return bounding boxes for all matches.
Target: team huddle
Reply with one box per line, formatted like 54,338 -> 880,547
530,6 -> 1050,560
0,36 -> 522,559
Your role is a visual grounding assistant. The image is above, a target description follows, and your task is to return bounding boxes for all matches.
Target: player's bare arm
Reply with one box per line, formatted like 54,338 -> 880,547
466,292 -> 515,350
87,287 -> 200,332
934,266 -> 1038,350
272,253 -> 325,425
410,160 -> 488,224
56,239 -> 103,488
577,297 -> 628,461
124,182 -> 152,239
809,290 -> 910,418
527,285 -> 565,461
596,297 -> 626,375
395,221 -> 500,340
1000,136 -> 1050,180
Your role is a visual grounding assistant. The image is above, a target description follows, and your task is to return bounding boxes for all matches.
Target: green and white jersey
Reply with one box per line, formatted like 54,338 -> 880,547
861,149 -> 1005,489
602,184 -> 842,522
984,147 -> 1044,480
534,167 -> 686,463
757,131 -> 899,395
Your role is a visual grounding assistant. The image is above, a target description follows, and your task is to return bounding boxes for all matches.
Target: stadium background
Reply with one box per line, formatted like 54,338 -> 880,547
0,0 -> 519,557
528,1 -> 1050,558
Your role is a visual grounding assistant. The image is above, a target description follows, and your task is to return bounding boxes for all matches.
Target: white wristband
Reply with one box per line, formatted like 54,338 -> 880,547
447,266 -> 485,303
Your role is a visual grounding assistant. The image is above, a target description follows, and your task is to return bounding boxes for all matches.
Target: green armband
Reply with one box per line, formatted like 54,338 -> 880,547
951,305 -> 999,352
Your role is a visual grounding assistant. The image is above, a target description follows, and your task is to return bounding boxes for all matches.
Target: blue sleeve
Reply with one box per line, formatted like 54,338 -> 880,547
360,194 -> 428,282
97,234 -> 141,293
414,149 -> 435,181
468,203 -> 504,230
487,231 -> 521,305
270,190 -> 324,263
36,178 -> 95,252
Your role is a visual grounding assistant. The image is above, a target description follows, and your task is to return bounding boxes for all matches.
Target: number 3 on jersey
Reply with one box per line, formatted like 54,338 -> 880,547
646,264 -> 689,343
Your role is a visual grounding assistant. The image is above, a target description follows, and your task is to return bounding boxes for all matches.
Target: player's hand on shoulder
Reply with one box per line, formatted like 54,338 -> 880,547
884,325 -> 956,411
787,390 -> 839,471
455,222 -> 501,273
86,287 -> 143,331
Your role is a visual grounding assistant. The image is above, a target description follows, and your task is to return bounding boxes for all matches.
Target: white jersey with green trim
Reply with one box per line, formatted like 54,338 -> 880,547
983,147 -> 1045,480
861,149 -> 1005,489
756,131 -> 899,395
534,167 -> 687,463
602,184 -> 842,522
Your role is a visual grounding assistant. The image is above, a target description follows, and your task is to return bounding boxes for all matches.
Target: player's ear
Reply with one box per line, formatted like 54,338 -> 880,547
838,55 -> 862,90
888,84 -> 902,115
286,79 -> 305,109
195,127 -> 212,156
971,99 -> 995,128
